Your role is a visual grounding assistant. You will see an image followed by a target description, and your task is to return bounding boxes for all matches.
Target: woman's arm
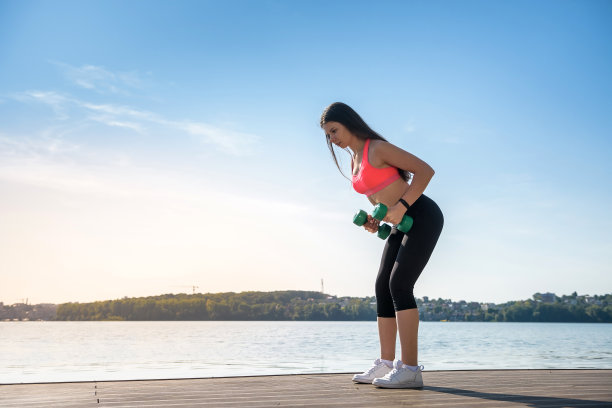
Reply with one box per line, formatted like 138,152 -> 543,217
375,141 -> 435,206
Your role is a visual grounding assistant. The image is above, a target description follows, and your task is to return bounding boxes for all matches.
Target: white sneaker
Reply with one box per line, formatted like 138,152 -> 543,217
352,358 -> 393,384
372,360 -> 424,388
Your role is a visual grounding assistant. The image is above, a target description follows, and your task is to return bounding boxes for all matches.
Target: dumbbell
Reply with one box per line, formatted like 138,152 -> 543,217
353,209 -> 393,240
372,203 -> 414,233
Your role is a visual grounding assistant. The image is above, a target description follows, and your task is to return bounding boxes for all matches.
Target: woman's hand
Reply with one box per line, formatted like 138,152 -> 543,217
383,203 -> 407,225
364,214 -> 380,233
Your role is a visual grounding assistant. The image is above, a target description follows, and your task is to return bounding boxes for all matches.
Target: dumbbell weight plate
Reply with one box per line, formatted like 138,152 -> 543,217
372,203 -> 388,221
353,210 -> 368,226
397,215 -> 414,233
377,223 -> 392,240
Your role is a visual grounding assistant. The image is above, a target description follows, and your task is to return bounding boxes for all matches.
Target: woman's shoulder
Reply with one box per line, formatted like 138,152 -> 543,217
369,138 -> 395,150
368,139 -> 394,166
368,138 -> 397,155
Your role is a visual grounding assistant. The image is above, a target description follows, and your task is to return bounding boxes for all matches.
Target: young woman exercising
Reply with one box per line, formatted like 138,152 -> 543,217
320,102 -> 444,388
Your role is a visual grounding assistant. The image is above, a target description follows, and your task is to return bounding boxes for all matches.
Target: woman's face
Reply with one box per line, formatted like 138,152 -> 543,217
322,121 -> 352,149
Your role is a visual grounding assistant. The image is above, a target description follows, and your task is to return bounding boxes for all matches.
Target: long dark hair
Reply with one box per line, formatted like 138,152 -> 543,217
320,102 -> 411,183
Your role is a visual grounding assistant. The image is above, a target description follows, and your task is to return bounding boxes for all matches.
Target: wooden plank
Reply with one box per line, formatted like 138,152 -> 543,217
0,382 -> 96,407
0,370 -> 610,408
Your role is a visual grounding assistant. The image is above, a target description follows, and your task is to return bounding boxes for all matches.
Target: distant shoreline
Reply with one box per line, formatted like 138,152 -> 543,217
2,290 -> 610,323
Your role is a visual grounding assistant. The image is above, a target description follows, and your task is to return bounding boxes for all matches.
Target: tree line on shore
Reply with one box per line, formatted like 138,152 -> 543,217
425,292 -> 611,323
55,291 -> 375,321
47,291 -> 610,322
3,291 -> 610,322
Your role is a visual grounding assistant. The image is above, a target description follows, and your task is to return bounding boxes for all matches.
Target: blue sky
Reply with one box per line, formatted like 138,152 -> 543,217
0,0 -> 610,305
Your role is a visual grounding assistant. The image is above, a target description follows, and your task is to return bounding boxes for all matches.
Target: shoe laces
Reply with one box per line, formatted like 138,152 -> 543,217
384,368 -> 400,380
384,363 -> 425,380
364,358 -> 385,375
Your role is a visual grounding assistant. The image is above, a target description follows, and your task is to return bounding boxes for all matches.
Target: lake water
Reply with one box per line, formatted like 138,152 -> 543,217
1,321 -> 610,384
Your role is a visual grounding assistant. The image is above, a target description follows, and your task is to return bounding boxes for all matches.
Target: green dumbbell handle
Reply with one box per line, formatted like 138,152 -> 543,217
372,203 -> 414,233
353,209 -> 391,240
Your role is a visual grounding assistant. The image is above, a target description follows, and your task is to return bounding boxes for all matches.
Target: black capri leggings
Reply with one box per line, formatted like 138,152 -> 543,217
375,194 -> 444,317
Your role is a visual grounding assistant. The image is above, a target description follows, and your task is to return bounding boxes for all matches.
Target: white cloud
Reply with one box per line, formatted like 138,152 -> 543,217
178,121 -> 260,156
88,115 -> 145,133
81,102 -> 155,120
0,131 -> 80,159
51,61 -> 144,95
20,90 -> 70,106
8,90 -> 260,157
12,91 -> 72,119
5,60 -> 262,156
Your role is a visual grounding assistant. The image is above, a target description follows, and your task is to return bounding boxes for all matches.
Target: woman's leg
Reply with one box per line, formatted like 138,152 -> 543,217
390,195 -> 444,366
396,309 -> 419,365
377,317 -> 397,361
391,232 -> 433,366
375,228 -> 405,361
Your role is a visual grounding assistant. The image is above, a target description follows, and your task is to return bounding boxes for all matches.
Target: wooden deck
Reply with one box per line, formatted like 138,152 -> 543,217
1,369 -> 611,407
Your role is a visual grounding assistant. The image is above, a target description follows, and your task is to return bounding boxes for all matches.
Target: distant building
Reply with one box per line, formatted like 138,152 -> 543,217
541,292 -> 556,303
480,303 -> 495,311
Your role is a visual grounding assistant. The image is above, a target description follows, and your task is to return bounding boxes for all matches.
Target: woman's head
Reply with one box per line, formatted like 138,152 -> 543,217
320,102 -> 410,182
320,102 -> 383,141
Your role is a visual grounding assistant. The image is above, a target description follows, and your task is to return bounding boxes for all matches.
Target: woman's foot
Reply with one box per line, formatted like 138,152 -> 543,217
352,358 -> 393,384
372,360 -> 424,388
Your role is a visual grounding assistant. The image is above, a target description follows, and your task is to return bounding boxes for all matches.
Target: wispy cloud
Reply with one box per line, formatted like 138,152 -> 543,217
88,115 -> 145,133
51,61 -> 144,95
81,102 -> 156,120
13,91 -> 72,119
177,121 -> 259,156
17,90 -> 70,106
0,130 -> 80,159
8,90 -> 260,156
5,61 -> 261,156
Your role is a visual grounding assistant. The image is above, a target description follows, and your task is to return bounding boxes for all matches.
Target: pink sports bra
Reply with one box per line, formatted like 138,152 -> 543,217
352,139 -> 401,196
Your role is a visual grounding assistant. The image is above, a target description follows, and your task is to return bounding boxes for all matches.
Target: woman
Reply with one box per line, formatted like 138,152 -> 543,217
320,102 -> 444,389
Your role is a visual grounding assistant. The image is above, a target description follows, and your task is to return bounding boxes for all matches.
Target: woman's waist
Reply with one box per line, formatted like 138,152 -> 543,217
367,178 -> 408,204
370,182 -> 442,219
407,194 -> 443,218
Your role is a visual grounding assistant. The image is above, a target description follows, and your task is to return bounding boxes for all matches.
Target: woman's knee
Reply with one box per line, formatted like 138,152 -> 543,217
375,270 -> 391,295
389,271 -> 419,311
393,295 -> 418,311
389,285 -> 418,310
377,299 -> 396,317
375,278 -> 395,316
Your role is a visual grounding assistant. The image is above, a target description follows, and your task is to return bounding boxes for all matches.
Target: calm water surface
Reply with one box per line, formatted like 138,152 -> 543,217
1,321 -> 610,384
